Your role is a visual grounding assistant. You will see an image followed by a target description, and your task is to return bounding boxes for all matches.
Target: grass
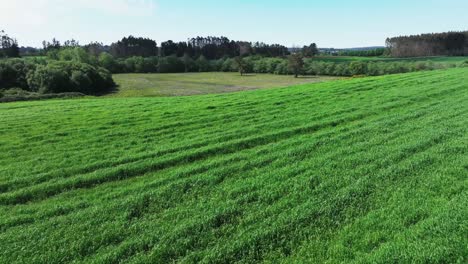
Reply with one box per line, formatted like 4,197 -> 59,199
111,72 -> 340,97
0,68 -> 467,263
313,55 -> 468,63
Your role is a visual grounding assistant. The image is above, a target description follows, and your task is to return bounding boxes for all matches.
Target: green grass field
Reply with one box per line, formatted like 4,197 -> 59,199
313,55 -> 468,63
0,68 -> 467,263
111,72 -> 339,97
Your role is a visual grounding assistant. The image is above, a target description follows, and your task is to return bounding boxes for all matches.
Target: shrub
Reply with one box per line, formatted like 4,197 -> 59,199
0,59 -> 37,90
349,61 -> 367,75
99,52 -> 119,73
27,61 -> 114,94
221,58 -> 236,72
57,47 -> 96,65
274,61 -> 289,75
159,56 -> 185,73
196,56 -> 210,72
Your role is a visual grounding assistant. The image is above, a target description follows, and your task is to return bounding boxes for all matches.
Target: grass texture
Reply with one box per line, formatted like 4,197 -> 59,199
0,68 -> 467,263
111,72 -> 339,97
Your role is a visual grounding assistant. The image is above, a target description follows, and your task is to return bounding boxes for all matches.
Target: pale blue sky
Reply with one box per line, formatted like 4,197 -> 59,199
1,0 -> 467,48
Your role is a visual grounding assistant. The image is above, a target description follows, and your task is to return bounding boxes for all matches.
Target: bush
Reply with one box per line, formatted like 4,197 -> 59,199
159,56 -> 185,73
274,61 -> 289,75
99,52 -> 119,73
349,61 -> 367,76
221,58 -> 236,72
26,61 -> 114,94
196,56 -> 210,72
57,47 -> 97,65
182,56 -> 198,72
0,88 -> 84,103
0,59 -> 37,90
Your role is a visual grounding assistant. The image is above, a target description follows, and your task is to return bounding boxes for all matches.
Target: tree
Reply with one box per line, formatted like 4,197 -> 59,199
182,53 -> 194,72
42,38 -> 61,51
238,41 -> 252,56
301,43 -> 319,57
234,56 -> 247,76
349,61 -> 366,75
57,47 -> 93,64
160,40 -> 178,57
0,30 -> 20,58
110,36 -> 157,58
288,54 -> 304,78
196,55 -> 210,72
158,56 -> 185,73
309,43 -> 319,56
98,52 -> 118,72
63,39 -> 80,48
85,42 -> 107,57
386,31 -> 468,57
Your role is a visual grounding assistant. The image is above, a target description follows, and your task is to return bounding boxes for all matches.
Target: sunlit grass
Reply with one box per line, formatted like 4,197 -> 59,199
0,68 -> 466,263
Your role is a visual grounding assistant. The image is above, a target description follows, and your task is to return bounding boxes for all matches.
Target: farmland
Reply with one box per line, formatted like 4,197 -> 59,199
107,56 -> 466,98
0,68 -> 467,263
312,55 -> 468,63
111,72 -> 339,97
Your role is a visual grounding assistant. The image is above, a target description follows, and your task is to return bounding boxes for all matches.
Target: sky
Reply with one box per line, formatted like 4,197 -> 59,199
1,0 -> 467,49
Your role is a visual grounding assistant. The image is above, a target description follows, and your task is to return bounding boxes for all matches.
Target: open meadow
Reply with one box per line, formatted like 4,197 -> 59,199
111,72 -> 339,97
1,68 -> 467,263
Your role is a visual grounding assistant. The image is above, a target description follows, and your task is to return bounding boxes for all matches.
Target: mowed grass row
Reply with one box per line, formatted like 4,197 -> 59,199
0,68 -> 467,263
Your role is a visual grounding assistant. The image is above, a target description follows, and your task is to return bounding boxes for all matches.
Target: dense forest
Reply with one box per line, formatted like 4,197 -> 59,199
386,31 -> 468,57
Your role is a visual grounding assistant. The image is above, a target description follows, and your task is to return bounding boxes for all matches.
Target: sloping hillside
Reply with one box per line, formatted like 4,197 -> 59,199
0,68 -> 467,263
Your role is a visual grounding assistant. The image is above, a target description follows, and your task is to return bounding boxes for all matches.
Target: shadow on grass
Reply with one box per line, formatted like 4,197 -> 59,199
239,74 -> 257,77
295,75 -> 321,79
95,85 -> 120,96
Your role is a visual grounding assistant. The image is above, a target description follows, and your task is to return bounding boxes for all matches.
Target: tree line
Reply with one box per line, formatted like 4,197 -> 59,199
0,30 -> 20,58
386,31 -> 468,57
37,36 -> 298,60
337,48 -> 386,57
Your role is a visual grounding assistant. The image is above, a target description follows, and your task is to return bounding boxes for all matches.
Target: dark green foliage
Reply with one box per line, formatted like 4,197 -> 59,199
182,54 -> 197,72
387,31 -> 468,57
349,61 -> 367,75
0,88 -> 83,102
301,59 -> 460,77
110,36 -> 158,58
96,56 -> 463,77
98,52 -> 119,73
196,55 -> 210,72
234,57 -> 246,75
158,56 -> 185,73
118,56 -> 158,73
301,43 -> 319,57
0,30 -> 20,58
7,61 -> 116,94
160,40 -> 178,57
338,48 -> 386,57
55,47 -> 97,65
288,54 -> 305,77
0,59 -> 36,89
27,64 -> 69,93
